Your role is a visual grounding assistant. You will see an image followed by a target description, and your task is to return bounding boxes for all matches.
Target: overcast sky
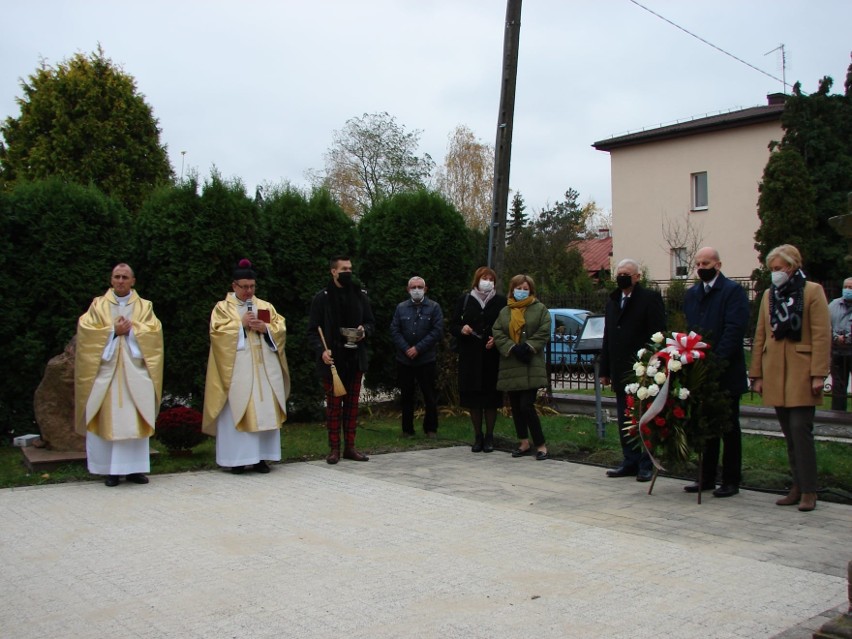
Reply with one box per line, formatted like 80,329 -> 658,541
1,1 -> 850,214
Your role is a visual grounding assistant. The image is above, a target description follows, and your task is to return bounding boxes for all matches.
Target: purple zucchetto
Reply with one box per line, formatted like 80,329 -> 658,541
232,258 -> 257,281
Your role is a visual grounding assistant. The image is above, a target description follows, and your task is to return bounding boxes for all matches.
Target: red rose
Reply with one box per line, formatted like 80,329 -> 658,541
628,426 -> 638,437
673,406 -> 686,419
626,395 -> 635,408
640,424 -> 651,436
654,416 -> 666,426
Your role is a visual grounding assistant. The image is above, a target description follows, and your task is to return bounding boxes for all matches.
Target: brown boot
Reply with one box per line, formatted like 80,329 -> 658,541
775,485 -> 800,506
798,492 -> 817,512
343,448 -> 369,462
326,450 -> 340,465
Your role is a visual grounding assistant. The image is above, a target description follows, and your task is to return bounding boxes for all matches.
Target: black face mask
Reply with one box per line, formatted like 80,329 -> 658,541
616,274 -> 633,290
337,272 -> 353,287
697,267 -> 717,283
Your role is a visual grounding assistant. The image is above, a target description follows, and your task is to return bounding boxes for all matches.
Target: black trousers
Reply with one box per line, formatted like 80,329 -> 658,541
508,389 -> 545,447
398,362 -> 438,434
615,390 -> 651,473
776,406 -> 818,493
699,395 -> 741,487
830,353 -> 851,411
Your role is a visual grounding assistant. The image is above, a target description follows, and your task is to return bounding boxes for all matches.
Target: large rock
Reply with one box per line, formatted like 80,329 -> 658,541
33,337 -> 85,452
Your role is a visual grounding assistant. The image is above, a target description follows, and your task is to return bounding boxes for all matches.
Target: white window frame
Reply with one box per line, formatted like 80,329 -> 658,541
691,171 -> 708,211
671,247 -> 689,279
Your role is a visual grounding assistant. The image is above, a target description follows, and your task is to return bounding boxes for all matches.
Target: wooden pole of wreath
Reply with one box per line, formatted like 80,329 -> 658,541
696,451 -> 703,505
648,468 -> 659,495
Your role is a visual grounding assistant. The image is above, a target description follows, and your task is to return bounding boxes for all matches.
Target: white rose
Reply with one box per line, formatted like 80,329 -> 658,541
651,332 -> 665,344
647,384 -> 660,397
637,348 -> 647,359
646,366 -> 658,377
678,388 -> 690,400
629,383 -> 640,394
668,359 -> 682,372
634,365 -> 646,378
654,371 -> 667,385
637,387 -> 649,400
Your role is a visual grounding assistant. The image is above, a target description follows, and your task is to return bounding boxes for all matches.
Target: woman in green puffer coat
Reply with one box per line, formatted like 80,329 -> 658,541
492,274 -> 550,461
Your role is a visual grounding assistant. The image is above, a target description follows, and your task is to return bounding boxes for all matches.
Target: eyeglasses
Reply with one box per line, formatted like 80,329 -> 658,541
234,283 -> 256,291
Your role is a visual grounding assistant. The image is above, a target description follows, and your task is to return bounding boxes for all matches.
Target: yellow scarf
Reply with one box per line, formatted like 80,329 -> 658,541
507,295 -> 536,343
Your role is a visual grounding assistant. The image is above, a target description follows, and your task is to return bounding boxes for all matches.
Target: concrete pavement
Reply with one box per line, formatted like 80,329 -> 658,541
1,447 -> 849,639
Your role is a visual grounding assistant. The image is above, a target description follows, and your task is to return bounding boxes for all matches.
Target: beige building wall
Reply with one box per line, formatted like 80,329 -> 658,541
609,120 -> 782,280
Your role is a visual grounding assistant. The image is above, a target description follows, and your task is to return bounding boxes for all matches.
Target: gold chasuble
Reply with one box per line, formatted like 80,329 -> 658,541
75,290 -> 164,440
202,295 -> 290,435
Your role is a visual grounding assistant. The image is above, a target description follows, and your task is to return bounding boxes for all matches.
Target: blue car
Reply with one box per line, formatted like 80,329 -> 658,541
548,308 -> 594,369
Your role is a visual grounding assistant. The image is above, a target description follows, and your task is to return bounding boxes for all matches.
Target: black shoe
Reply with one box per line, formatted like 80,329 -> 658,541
472,434 -> 484,453
683,482 -> 714,493
253,461 -> 270,474
230,466 -> 246,474
126,473 -> 149,484
511,447 -> 532,458
483,435 -> 494,453
535,450 -> 549,461
104,475 -> 120,487
636,469 -> 653,482
402,430 -> 415,439
713,484 -> 739,498
606,465 -> 637,478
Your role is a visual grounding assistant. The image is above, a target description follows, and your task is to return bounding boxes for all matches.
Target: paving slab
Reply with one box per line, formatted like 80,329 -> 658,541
0,446 -> 849,639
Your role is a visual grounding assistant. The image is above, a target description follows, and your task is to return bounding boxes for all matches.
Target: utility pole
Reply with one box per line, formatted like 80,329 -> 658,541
487,0 -> 522,280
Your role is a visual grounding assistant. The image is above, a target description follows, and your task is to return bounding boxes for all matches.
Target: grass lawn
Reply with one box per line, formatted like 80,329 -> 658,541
2,408 -> 850,504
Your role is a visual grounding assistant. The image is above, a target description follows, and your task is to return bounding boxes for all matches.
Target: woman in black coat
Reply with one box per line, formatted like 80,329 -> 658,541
449,266 -> 507,452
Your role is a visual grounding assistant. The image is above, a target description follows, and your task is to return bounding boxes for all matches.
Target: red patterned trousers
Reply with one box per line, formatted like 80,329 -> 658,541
323,371 -> 363,452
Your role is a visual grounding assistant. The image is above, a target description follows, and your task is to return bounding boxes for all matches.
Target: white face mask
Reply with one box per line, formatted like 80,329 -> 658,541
771,270 -> 789,287
478,279 -> 494,293
410,288 -> 425,302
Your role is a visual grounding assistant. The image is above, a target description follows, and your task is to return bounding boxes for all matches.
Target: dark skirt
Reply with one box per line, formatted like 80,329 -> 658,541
460,389 -> 504,410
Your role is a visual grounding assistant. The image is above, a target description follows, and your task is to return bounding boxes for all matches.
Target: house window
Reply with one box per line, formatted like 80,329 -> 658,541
671,248 -> 688,279
691,171 -> 708,210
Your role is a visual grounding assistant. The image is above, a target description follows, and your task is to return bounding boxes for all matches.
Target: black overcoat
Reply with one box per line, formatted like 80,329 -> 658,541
448,292 -> 507,394
599,283 -> 666,390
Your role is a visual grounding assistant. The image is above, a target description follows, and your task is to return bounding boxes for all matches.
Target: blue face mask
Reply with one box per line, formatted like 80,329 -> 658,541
843,289 -> 852,301
513,288 -> 530,301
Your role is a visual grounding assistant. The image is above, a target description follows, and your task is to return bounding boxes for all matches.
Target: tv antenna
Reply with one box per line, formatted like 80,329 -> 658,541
764,44 -> 787,93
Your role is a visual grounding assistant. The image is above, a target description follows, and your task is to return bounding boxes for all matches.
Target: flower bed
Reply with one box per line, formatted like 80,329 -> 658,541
155,406 -> 205,452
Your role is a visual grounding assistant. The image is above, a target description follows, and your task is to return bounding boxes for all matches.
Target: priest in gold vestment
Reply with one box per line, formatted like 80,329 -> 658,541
202,259 -> 290,473
75,264 -> 164,487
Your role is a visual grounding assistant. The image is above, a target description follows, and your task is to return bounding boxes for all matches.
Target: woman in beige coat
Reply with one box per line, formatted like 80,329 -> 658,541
749,245 -> 831,511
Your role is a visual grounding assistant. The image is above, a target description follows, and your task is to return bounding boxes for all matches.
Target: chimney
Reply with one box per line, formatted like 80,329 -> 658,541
598,228 -> 611,239
767,93 -> 787,106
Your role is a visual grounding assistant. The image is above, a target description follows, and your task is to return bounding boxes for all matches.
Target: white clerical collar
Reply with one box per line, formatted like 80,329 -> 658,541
114,291 -> 132,306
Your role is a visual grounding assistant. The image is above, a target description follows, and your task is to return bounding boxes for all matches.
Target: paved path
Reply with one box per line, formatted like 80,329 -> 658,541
1,447 -> 849,639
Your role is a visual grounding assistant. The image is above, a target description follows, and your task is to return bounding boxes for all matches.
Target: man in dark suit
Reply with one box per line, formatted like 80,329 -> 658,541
600,258 -> 666,482
682,247 -> 749,498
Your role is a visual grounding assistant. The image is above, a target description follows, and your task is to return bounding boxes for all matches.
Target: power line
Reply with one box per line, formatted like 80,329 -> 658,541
628,0 -> 786,88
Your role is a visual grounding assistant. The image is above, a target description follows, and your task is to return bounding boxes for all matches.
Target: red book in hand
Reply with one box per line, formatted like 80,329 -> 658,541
257,309 -> 271,323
